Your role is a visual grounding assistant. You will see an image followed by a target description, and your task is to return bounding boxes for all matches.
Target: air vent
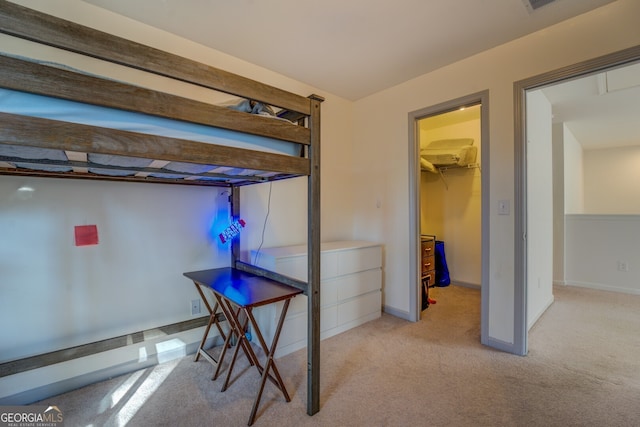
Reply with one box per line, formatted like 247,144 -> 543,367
521,0 -> 557,12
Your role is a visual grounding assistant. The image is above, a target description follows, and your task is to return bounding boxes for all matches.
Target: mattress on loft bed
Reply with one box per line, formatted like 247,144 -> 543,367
0,88 -> 300,178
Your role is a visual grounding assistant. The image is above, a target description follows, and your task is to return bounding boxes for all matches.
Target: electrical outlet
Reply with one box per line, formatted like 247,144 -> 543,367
617,261 -> 629,272
191,299 -> 201,315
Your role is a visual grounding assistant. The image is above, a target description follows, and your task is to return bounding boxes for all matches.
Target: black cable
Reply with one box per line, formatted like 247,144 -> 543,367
253,181 -> 273,265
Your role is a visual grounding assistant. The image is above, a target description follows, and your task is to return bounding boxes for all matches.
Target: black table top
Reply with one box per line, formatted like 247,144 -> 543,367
183,267 -> 302,308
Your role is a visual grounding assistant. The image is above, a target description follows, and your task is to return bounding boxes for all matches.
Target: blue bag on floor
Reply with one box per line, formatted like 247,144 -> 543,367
435,240 -> 450,287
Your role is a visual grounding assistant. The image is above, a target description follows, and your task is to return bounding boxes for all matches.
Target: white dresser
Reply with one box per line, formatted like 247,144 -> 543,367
251,241 -> 382,358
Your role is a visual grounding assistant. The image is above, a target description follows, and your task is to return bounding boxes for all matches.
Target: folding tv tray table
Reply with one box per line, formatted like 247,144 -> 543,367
184,267 -> 303,426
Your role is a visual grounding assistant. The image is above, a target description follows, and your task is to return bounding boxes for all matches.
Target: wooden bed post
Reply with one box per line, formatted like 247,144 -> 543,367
307,94 -> 324,416
230,186 -> 241,266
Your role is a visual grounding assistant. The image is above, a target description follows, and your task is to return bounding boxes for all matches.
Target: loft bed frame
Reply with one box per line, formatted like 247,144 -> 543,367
0,1 -> 322,416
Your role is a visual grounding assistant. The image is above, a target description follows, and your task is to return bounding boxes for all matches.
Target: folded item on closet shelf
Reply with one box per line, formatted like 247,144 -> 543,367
420,138 -> 477,167
420,157 -> 437,173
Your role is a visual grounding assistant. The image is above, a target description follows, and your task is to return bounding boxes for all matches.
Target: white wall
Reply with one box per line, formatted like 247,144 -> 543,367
420,116 -> 482,287
0,177 -> 228,361
565,215 -> 640,294
563,143 -> 640,295
351,0 -> 640,346
555,120 -> 640,290
525,90 -> 554,329
1,0 -> 355,403
584,146 -> 640,214
563,126 -> 585,214
0,176 -> 230,402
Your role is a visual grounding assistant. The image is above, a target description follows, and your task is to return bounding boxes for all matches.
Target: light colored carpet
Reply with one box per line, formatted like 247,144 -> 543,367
39,285 -> 640,426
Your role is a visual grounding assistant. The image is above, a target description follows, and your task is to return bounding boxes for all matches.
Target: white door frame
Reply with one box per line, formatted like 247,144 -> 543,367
408,91 -> 490,346
513,45 -> 640,356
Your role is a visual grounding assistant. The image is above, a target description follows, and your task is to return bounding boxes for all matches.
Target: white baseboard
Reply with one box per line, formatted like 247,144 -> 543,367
565,281 -> 640,295
527,295 -> 555,330
450,280 -> 481,289
382,305 -> 410,321
481,335 -> 522,355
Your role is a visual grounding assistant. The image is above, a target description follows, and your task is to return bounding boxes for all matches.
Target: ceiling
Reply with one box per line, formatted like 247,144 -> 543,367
541,61 -> 640,150
82,0 -> 615,101
80,0 -> 638,150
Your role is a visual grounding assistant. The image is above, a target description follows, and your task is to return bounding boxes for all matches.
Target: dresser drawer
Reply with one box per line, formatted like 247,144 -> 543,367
420,236 -> 436,287
251,241 -> 383,358
421,255 -> 435,276
422,271 -> 435,287
421,238 -> 435,257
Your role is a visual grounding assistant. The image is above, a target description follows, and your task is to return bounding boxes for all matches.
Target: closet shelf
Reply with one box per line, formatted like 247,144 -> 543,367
434,163 -> 481,190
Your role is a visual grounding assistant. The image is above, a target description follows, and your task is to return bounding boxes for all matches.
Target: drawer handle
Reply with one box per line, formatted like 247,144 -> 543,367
424,247 -> 432,252
424,263 -> 431,268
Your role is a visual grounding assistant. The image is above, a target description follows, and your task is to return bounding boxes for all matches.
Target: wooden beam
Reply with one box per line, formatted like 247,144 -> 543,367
0,0 -> 310,115
307,95 -> 323,416
0,112 -> 310,175
0,54 -> 311,145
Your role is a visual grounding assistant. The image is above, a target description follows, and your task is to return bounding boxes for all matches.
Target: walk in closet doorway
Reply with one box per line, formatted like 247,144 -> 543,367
408,91 -> 490,345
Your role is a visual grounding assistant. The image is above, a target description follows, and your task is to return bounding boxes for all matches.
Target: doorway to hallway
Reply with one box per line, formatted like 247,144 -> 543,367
514,46 -> 640,355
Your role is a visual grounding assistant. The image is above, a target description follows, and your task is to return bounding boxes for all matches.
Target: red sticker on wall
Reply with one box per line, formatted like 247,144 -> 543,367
75,225 -> 99,246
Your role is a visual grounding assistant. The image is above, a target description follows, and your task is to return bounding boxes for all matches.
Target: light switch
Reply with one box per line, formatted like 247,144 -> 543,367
498,200 -> 510,215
